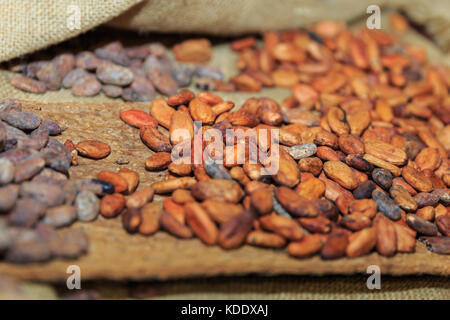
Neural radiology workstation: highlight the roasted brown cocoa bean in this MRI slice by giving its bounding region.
[275,186,318,217]
[287,234,325,258]
[374,214,397,257]
[320,232,349,260]
[246,230,286,248]
[298,216,332,233]
[260,214,304,240]
[219,210,254,249]
[76,140,111,159]
[435,215,450,236]
[126,187,154,209]
[159,210,193,238]
[100,193,125,218]
[346,227,377,257]
[419,236,450,254]
[191,179,244,203]
[140,126,172,153]
[139,202,163,236]
[185,202,218,245]
[250,187,273,215]
[152,177,196,194]
[122,208,142,233]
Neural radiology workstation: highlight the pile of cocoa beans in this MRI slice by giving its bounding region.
[0,97,166,263]
[109,80,449,258]
[0,98,118,263]
[9,39,226,100]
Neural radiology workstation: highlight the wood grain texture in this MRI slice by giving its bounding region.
[0,100,448,282]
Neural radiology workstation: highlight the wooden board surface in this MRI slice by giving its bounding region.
[0,100,448,282]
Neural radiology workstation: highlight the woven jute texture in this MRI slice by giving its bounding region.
[0,15,448,300]
[107,0,377,35]
[1,0,450,64]
[0,0,141,63]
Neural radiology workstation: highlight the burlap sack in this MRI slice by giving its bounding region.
[107,0,378,34]
[1,0,449,63]
[0,0,142,63]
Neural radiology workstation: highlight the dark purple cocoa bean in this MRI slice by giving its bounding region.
[30,126,49,149]
[53,53,75,78]
[372,168,393,190]
[40,137,71,173]
[121,88,136,102]
[36,61,62,90]
[9,62,27,73]
[204,159,233,180]
[0,158,15,185]
[144,55,178,96]
[126,45,151,59]
[0,121,5,151]
[5,229,52,263]
[72,74,101,96]
[95,47,131,66]
[130,59,143,68]
[43,205,77,228]
[419,236,450,255]
[431,189,450,206]
[0,184,19,212]
[414,192,439,208]
[3,122,27,147]
[172,64,194,87]
[8,198,46,227]
[62,68,89,88]
[96,63,134,86]
[406,214,438,236]
[0,221,12,251]
[147,43,167,57]
[345,154,373,172]
[353,180,376,199]
[40,119,62,136]
[129,74,156,101]
[195,65,224,80]
[24,61,46,78]
[20,181,65,207]
[102,84,123,98]
[75,51,100,70]
[34,223,63,256]
[372,189,402,220]
[14,156,45,183]
[0,147,38,164]
[316,199,339,221]
[32,168,68,186]
[1,112,41,130]
[56,228,89,259]
[63,181,78,205]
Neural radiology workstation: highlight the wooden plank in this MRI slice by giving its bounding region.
[0,100,448,281]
